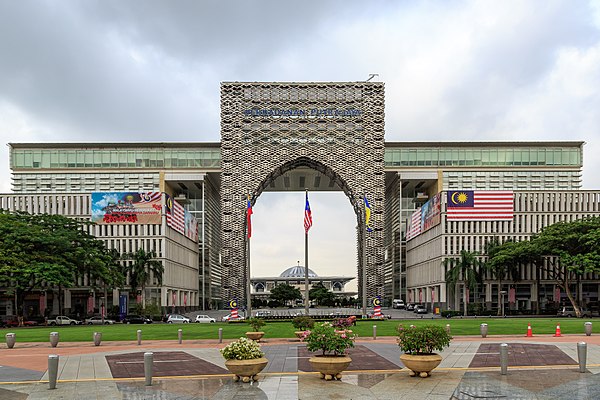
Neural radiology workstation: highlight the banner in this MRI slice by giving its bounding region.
[447,190,514,221]
[421,193,441,232]
[91,192,162,224]
[166,195,199,242]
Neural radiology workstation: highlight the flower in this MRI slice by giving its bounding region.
[304,322,356,356]
[220,337,265,360]
[396,324,452,355]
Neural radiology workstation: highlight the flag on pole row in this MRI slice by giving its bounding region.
[447,190,514,220]
[406,208,422,241]
[247,195,253,238]
[364,195,373,232]
[304,192,312,234]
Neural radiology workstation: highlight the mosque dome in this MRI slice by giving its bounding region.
[279,266,317,278]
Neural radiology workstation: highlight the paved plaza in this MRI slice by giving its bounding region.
[2,335,600,399]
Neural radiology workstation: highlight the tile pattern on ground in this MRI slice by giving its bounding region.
[297,345,401,373]
[106,351,228,378]
[469,343,576,368]
[0,366,43,382]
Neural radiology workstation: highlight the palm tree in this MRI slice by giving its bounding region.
[443,250,483,316]
[124,249,164,305]
[484,239,521,316]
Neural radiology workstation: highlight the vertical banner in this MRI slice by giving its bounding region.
[372,297,383,318]
[554,286,561,302]
[419,289,423,303]
[87,295,94,314]
[119,295,127,321]
[509,287,516,303]
[39,293,46,316]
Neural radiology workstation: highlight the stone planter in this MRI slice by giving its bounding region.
[245,331,265,341]
[225,357,269,382]
[5,333,16,349]
[308,355,352,381]
[294,331,306,340]
[400,353,443,378]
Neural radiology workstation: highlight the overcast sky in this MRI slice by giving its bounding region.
[1,1,600,286]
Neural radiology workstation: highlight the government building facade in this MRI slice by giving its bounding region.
[0,81,596,317]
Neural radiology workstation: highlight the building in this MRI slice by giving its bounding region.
[1,81,594,317]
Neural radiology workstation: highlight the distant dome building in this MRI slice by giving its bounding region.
[251,264,356,303]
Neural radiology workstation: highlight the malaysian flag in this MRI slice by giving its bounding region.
[167,199,186,235]
[447,190,514,220]
[405,207,422,241]
[304,192,312,234]
[139,192,162,203]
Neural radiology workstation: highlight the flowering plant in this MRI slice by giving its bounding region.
[396,324,452,355]
[304,322,356,356]
[220,337,265,360]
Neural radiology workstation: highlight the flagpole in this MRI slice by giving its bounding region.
[304,189,310,316]
[246,194,252,319]
[362,192,367,317]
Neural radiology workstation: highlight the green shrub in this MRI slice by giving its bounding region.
[292,316,315,331]
[247,317,266,332]
[396,324,452,355]
[305,322,355,356]
[220,337,265,360]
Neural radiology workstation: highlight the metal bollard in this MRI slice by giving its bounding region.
[500,343,508,375]
[93,332,102,346]
[48,354,59,389]
[480,323,488,338]
[144,352,153,386]
[445,324,451,335]
[218,328,223,343]
[578,342,587,373]
[178,329,183,344]
[137,330,142,345]
[585,322,592,336]
[49,332,59,348]
[5,333,16,349]
[373,325,377,340]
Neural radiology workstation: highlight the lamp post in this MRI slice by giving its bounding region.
[500,290,507,317]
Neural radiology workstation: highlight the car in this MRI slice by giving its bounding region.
[195,314,216,323]
[255,310,272,318]
[406,303,416,311]
[557,306,590,318]
[85,316,115,325]
[392,299,405,309]
[122,315,153,324]
[167,314,190,323]
[47,315,81,326]
[413,304,425,313]
[222,313,245,322]
[414,305,428,314]
[5,317,38,327]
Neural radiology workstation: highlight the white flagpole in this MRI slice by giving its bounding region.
[304,189,310,315]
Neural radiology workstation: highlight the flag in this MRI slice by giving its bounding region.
[166,198,185,234]
[447,190,514,220]
[364,195,373,232]
[406,207,422,240]
[304,192,312,234]
[247,195,253,238]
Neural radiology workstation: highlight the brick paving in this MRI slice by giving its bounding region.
[297,344,401,372]
[469,343,577,368]
[106,351,228,378]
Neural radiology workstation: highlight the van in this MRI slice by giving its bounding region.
[392,299,405,309]
[557,306,590,318]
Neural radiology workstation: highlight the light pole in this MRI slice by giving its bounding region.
[500,290,507,318]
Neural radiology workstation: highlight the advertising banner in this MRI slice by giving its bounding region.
[165,194,199,242]
[421,192,441,232]
[91,192,162,224]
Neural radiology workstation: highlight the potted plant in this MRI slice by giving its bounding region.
[304,322,356,381]
[396,324,452,378]
[245,317,266,341]
[220,337,269,382]
[292,316,315,339]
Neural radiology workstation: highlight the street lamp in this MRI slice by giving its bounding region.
[500,290,507,318]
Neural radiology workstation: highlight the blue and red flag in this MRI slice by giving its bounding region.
[247,195,253,238]
[304,192,312,234]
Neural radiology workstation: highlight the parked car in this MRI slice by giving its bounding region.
[222,313,245,322]
[255,310,272,318]
[557,306,590,318]
[47,316,81,326]
[414,305,428,314]
[85,316,115,325]
[392,299,405,309]
[406,303,416,311]
[413,304,425,313]
[122,315,153,324]
[5,317,38,327]
[167,314,191,324]
[194,314,216,323]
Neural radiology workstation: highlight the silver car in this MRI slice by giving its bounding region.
[167,314,191,323]
[85,316,115,325]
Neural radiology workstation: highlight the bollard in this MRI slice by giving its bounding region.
[500,343,508,375]
[48,354,59,389]
[93,332,102,346]
[178,329,183,344]
[585,322,592,336]
[5,333,15,349]
[218,328,223,343]
[578,342,587,373]
[49,332,59,348]
[137,329,142,345]
[144,352,153,386]
[373,325,377,340]
[480,323,488,338]
[445,324,451,335]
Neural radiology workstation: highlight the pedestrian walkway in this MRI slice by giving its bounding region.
[1,335,600,399]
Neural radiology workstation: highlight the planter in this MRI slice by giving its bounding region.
[5,333,16,349]
[308,355,352,381]
[245,331,265,341]
[294,331,306,340]
[225,357,269,383]
[400,353,442,378]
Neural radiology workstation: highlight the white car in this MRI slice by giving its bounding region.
[85,316,115,325]
[222,313,245,322]
[195,314,216,323]
[166,314,190,324]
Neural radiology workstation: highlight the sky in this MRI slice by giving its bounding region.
[1,1,600,286]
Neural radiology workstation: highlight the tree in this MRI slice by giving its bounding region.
[485,239,522,315]
[269,283,302,306]
[0,210,124,323]
[309,283,336,306]
[442,250,483,316]
[123,249,164,305]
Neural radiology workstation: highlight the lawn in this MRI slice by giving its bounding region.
[1,318,596,342]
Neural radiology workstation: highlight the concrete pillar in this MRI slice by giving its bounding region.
[63,289,71,310]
